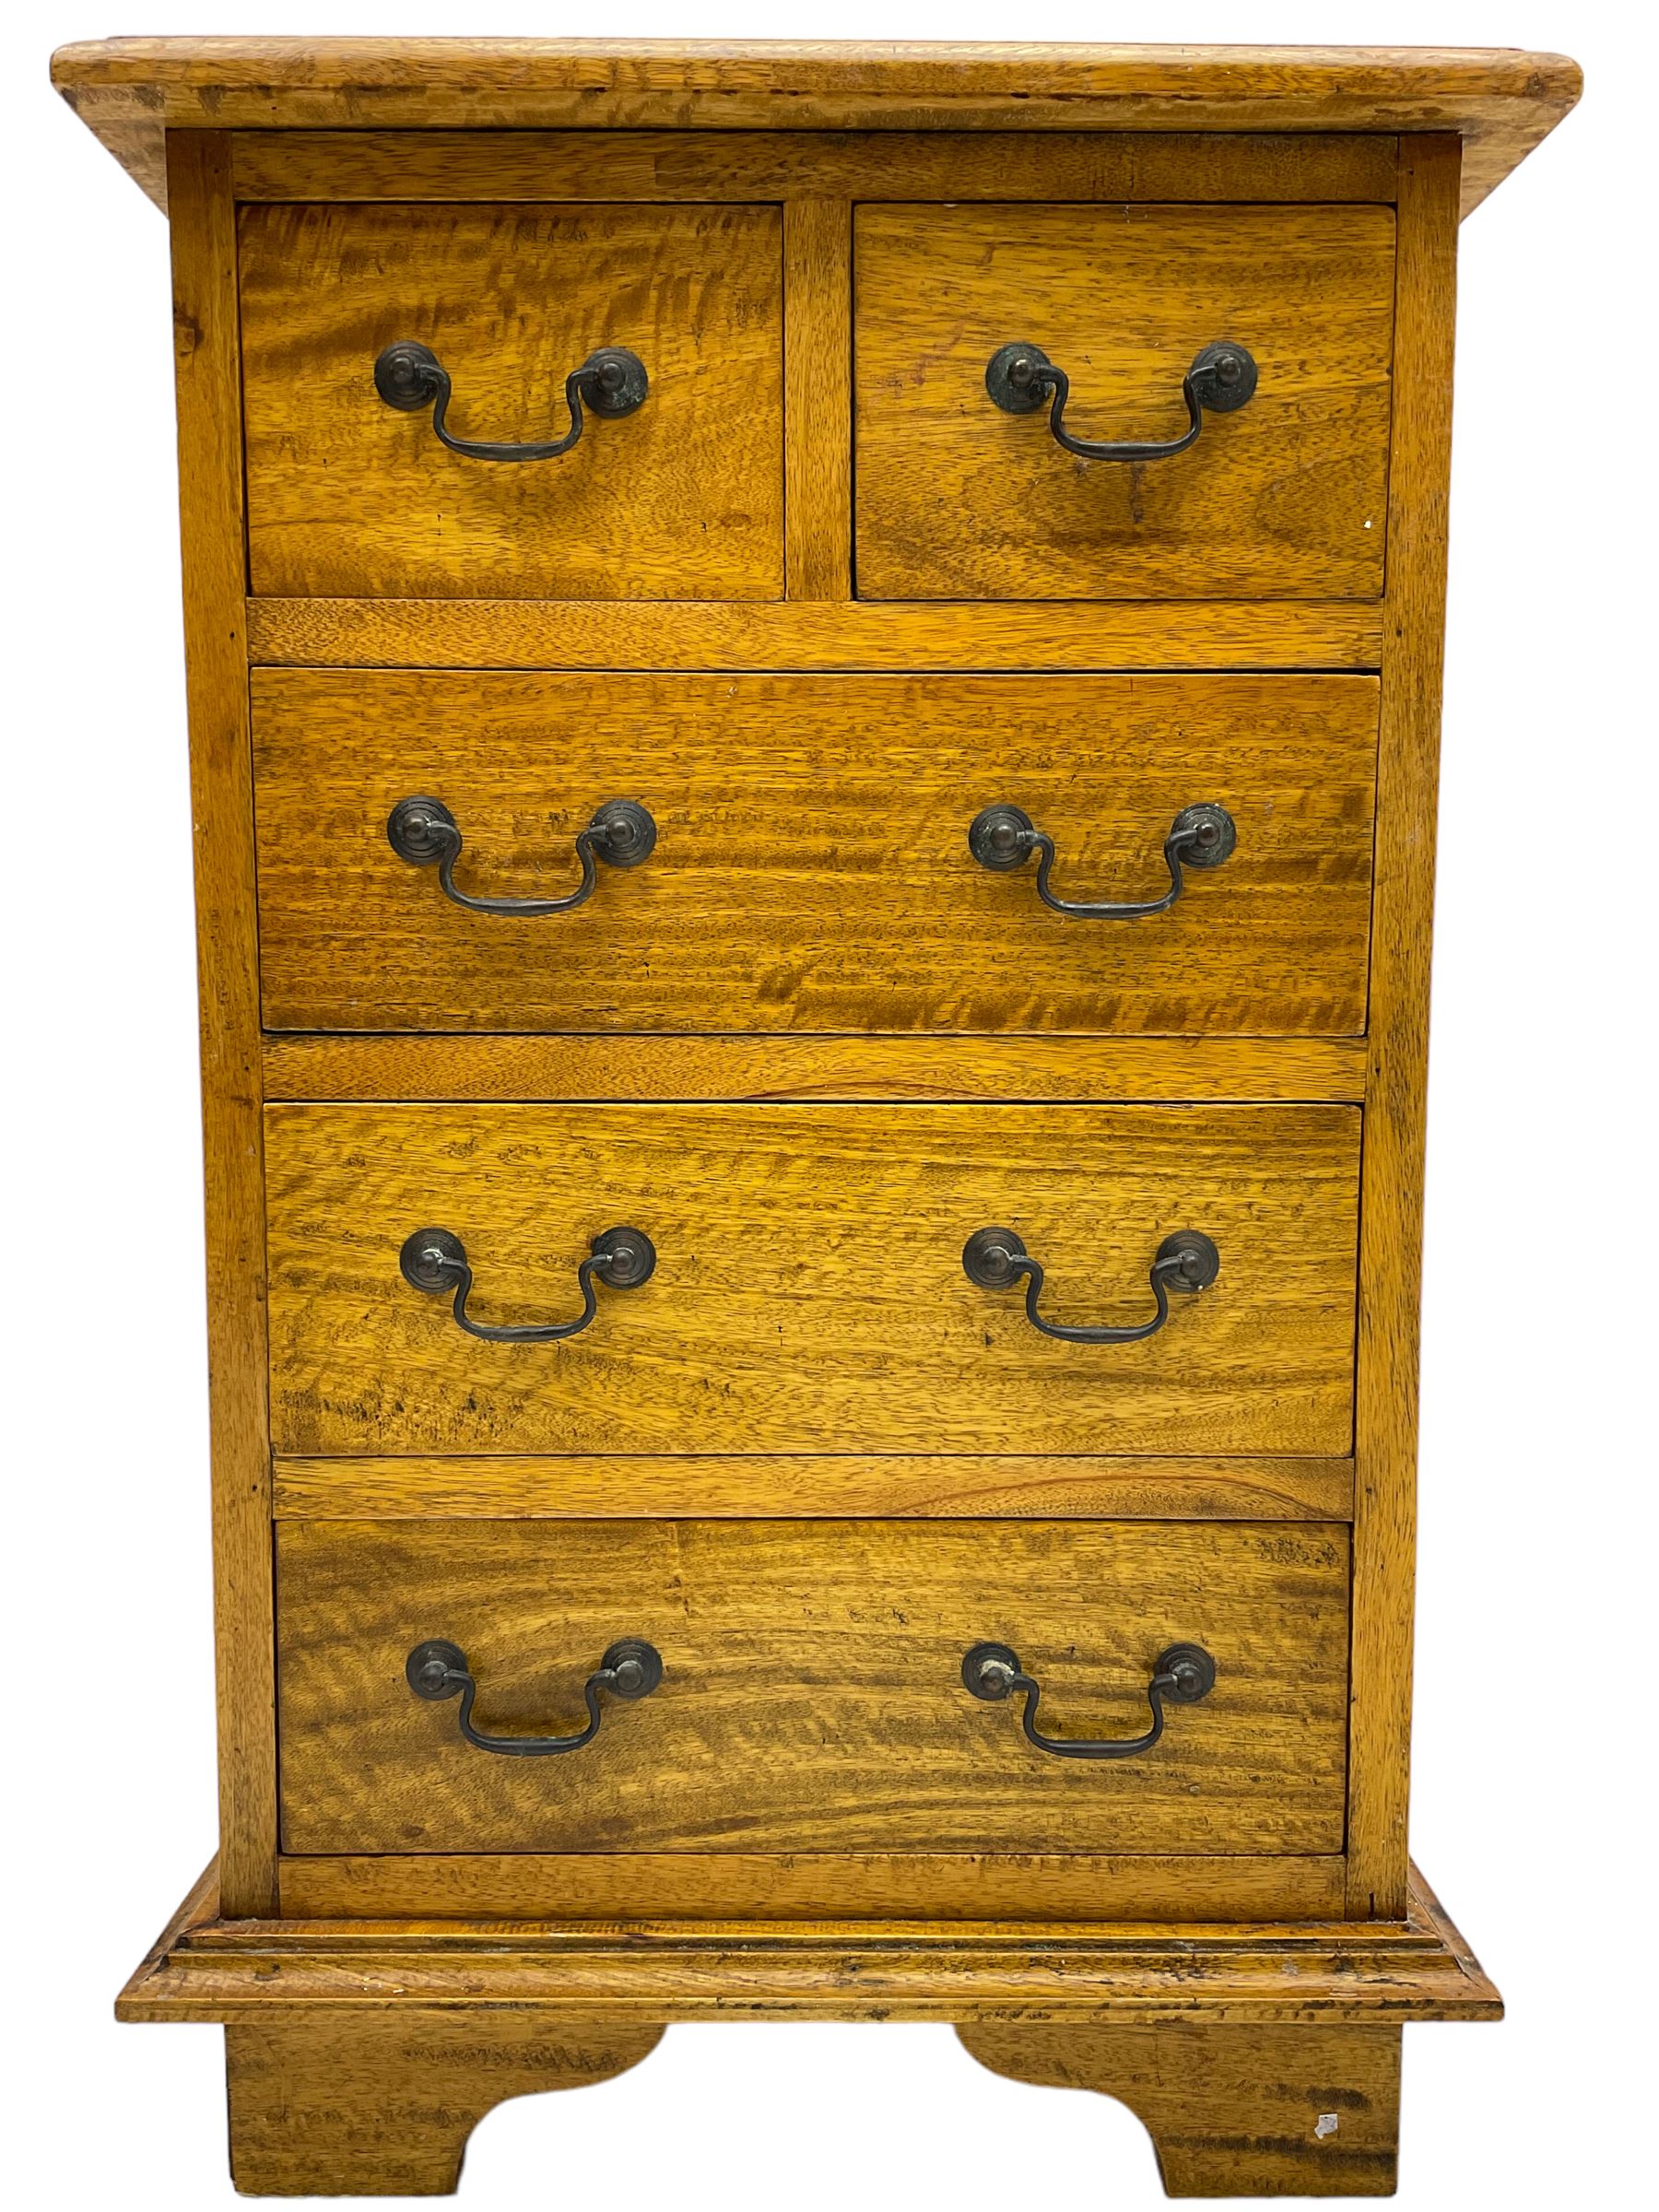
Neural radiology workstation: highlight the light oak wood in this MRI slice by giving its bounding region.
[959,2021,1403,2195]
[252,669,1378,1037]
[277,1851,1347,1923]
[53,46,1541,2201]
[1347,138,1462,1922]
[782,200,852,600]
[120,1858,1502,2024]
[260,1031,1371,1104]
[227,127,1401,205]
[275,1517,1347,1856]
[226,2014,662,2195]
[271,1453,1354,1522]
[52,41,1581,217]
[264,1103,1361,1458]
[165,135,277,1921]
[239,202,784,600]
[855,203,1394,601]
[246,594,1387,669]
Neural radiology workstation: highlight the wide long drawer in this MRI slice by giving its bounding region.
[276,1518,1350,1856]
[253,670,1378,1035]
[265,1102,1360,1457]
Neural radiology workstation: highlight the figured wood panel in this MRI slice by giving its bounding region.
[54,41,1582,218]
[120,1860,1502,2024]
[239,203,783,600]
[272,1453,1354,1522]
[959,2021,1402,2196]
[783,200,852,599]
[226,2016,662,2195]
[855,204,1395,601]
[277,1851,1347,1922]
[253,671,1377,1036]
[165,135,277,1919]
[227,129,1400,205]
[1347,138,1461,1921]
[275,1518,1350,1854]
[264,1102,1361,1457]
[245,594,1387,669]
[260,1031,1370,1103]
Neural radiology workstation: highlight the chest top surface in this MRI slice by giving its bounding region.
[54,37,1579,215]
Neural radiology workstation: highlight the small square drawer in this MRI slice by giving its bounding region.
[854,203,1394,601]
[264,1101,1360,1459]
[276,1518,1349,1855]
[238,203,784,600]
[252,669,1378,1037]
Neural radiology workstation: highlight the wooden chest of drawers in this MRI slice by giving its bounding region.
[55,34,1581,2201]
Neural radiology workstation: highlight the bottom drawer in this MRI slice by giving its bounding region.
[276,1520,1348,1857]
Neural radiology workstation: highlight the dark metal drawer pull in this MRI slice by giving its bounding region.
[406,1638,663,1757]
[399,1225,656,1343]
[387,796,656,917]
[962,1641,1217,1759]
[968,802,1235,919]
[984,339,1258,463]
[373,340,649,462]
[962,1226,1219,1344]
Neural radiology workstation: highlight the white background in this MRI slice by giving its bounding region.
[3,3,1653,2206]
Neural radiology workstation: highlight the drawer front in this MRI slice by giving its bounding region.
[276,1518,1349,1855]
[265,1103,1359,1457]
[239,203,784,600]
[253,669,1376,1037]
[855,203,1394,601]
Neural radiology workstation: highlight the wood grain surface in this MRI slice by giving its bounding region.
[1347,137,1462,1921]
[855,203,1394,601]
[277,1850,1346,1923]
[959,2020,1403,2195]
[245,595,1387,669]
[271,1452,1354,1522]
[227,128,1400,206]
[166,135,279,1918]
[264,1102,1361,1457]
[260,1030,1371,1106]
[274,1517,1349,1854]
[259,1030,1370,1104]
[119,1859,1503,2023]
[52,41,1581,218]
[782,199,853,599]
[226,2014,663,2194]
[253,669,1377,1036]
[239,203,783,600]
